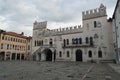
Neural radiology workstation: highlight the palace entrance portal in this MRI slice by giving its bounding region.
[44,49,52,61]
[76,49,83,61]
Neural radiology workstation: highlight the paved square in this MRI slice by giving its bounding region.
[0,61,120,80]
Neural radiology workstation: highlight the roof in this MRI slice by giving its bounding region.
[112,0,119,19]
[2,32,28,39]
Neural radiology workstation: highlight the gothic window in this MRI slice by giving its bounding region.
[90,37,93,45]
[88,50,92,58]
[79,38,82,44]
[63,39,66,47]
[35,41,36,46]
[59,51,62,57]
[72,38,75,44]
[49,38,53,46]
[86,37,89,44]
[67,51,70,57]
[76,38,78,44]
[66,39,69,45]
[94,21,97,28]
[98,50,102,58]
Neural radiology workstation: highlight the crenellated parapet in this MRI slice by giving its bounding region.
[33,21,47,30]
[50,25,81,32]
[44,25,83,36]
[82,4,107,20]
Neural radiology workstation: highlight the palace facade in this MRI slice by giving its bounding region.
[32,4,114,62]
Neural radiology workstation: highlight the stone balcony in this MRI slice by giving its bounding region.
[62,42,94,48]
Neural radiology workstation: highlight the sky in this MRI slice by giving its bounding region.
[0,0,117,36]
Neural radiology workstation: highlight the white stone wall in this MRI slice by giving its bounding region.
[112,0,120,63]
[32,4,114,62]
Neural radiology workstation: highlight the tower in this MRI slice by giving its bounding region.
[82,4,107,20]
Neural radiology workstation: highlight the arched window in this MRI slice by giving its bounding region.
[98,50,102,58]
[66,39,69,45]
[59,51,62,57]
[79,38,82,44]
[90,37,93,45]
[63,39,66,47]
[76,38,78,44]
[49,38,53,46]
[72,38,75,44]
[94,21,97,28]
[67,51,70,57]
[35,40,36,46]
[88,50,92,58]
[86,37,89,44]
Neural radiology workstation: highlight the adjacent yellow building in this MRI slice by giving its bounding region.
[0,30,32,60]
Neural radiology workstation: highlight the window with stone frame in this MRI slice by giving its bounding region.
[94,21,97,28]
[79,38,82,44]
[98,50,102,58]
[88,50,92,58]
[66,39,69,45]
[86,37,89,44]
[1,43,3,49]
[2,36,4,40]
[59,51,62,57]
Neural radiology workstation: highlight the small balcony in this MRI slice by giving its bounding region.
[62,42,94,48]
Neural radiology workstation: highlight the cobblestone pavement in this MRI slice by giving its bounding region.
[0,61,120,80]
[109,63,120,74]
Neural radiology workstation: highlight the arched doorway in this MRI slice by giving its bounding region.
[76,49,82,61]
[98,50,102,58]
[44,49,52,61]
[21,54,24,60]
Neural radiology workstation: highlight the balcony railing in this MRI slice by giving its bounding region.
[62,42,94,48]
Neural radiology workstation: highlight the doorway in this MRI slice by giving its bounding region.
[76,49,82,61]
[44,49,52,61]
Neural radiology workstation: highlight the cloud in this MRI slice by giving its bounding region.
[0,0,117,36]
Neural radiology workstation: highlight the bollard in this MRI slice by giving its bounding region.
[105,76,111,80]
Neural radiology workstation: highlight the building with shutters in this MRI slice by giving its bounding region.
[0,30,32,61]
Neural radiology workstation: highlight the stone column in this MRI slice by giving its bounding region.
[4,52,7,61]
[52,52,54,62]
[15,53,17,60]
[10,53,12,60]
[20,54,22,60]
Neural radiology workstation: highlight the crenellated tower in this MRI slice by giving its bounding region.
[33,21,47,30]
[82,4,107,20]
